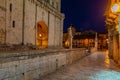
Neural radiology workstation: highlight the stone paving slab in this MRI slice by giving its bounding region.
[40,51,120,80]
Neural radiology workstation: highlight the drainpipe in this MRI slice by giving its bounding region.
[35,3,37,45]
[5,0,7,44]
[48,11,50,47]
[22,0,25,45]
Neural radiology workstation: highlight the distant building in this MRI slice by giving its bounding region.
[63,27,108,50]
[73,30,96,48]
[0,0,64,48]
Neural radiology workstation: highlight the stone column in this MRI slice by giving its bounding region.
[68,27,73,49]
[113,30,119,62]
[108,28,113,59]
[60,19,63,48]
[95,32,98,50]
[118,14,120,64]
[59,16,64,48]
[118,34,120,64]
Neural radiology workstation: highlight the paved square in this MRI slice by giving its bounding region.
[40,51,120,80]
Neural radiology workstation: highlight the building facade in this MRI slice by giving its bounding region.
[63,27,108,50]
[104,0,120,63]
[73,31,108,50]
[0,0,64,48]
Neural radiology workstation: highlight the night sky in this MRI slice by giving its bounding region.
[61,0,108,32]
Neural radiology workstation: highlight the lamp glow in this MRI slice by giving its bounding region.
[111,4,120,13]
[39,34,42,37]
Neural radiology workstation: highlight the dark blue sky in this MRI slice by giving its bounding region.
[61,0,108,32]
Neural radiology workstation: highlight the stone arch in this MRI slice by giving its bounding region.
[36,21,48,48]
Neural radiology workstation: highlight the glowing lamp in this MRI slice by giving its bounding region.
[111,4,120,34]
[111,4,120,13]
[39,34,42,37]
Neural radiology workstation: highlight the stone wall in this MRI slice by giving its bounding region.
[6,0,23,44]
[0,48,87,80]
[0,0,6,44]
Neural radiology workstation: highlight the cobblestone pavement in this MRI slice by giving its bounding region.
[40,51,120,80]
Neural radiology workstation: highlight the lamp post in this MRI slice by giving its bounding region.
[111,4,120,62]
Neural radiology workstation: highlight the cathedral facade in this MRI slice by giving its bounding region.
[0,0,64,48]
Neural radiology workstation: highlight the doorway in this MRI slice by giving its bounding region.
[36,21,48,48]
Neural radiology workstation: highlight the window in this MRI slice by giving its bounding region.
[10,3,12,12]
[12,21,15,28]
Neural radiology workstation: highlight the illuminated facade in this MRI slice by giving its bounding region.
[0,0,64,48]
[63,27,108,50]
[104,0,120,63]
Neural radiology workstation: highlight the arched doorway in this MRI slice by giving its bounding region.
[36,21,48,48]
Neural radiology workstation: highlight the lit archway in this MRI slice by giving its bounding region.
[36,21,48,48]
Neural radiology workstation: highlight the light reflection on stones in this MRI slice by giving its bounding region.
[41,51,120,80]
[104,50,110,68]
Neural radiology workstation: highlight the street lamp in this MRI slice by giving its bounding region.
[111,4,120,13]
[111,4,120,33]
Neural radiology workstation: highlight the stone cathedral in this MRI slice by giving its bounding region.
[0,0,64,48]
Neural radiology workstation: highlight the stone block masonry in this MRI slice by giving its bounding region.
[0,0,64,48]
[0,48,87,80]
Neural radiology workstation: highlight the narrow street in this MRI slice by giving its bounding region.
[40,51,120,80]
